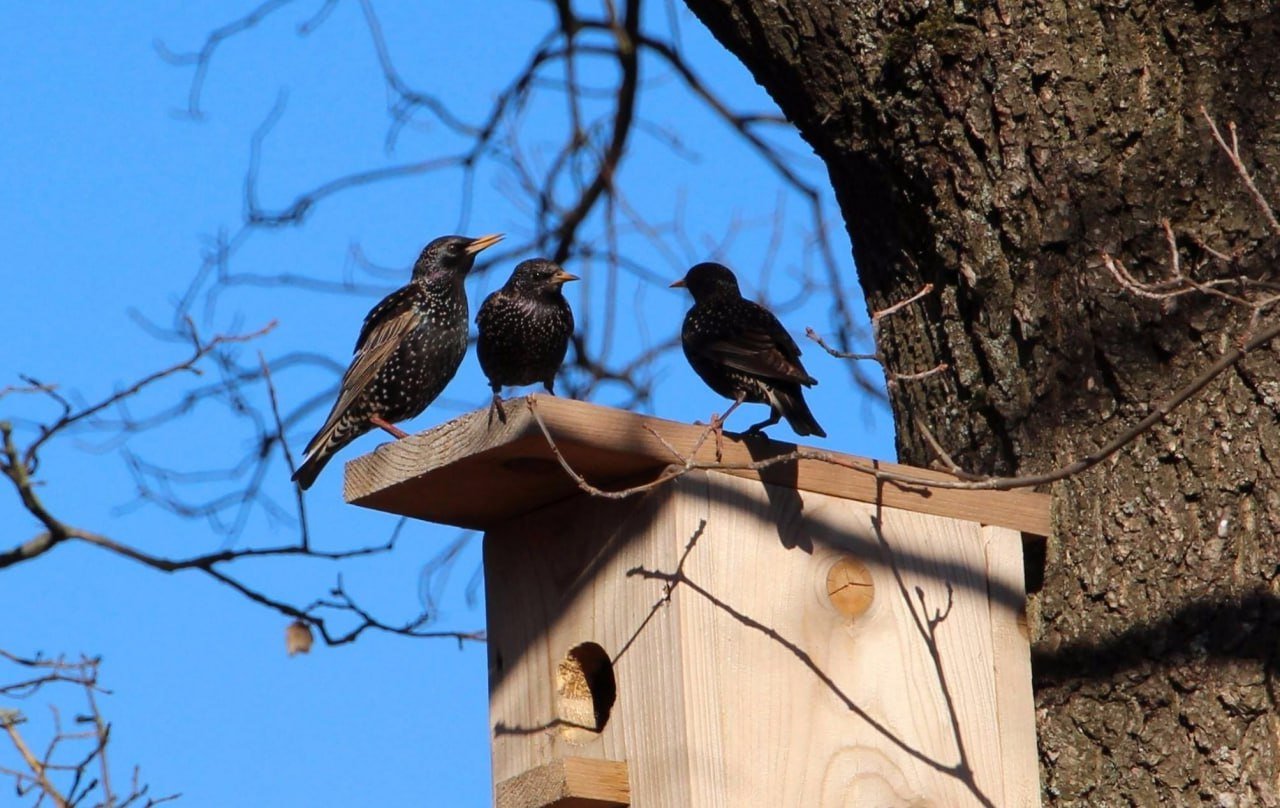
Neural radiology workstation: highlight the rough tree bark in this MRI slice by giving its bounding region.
[684,0,1280,803]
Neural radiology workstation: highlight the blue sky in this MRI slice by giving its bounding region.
[1,4,893,805]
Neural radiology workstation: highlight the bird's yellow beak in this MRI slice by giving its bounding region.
[669,278,686,288]
[465,233,504,254]
[553,270,580,284]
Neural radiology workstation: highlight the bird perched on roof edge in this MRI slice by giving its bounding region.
[476,258,579,423]
[672,261,826,438]
[292,233,503,489]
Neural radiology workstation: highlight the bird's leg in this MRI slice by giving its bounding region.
[488,389,507,426]
[744,408,781,437]
[370,415,409,439]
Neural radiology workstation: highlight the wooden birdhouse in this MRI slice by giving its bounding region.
[345,396,1049,807]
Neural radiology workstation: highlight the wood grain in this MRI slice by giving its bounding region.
[484,470,1040,806]
[984,525,1040,808]
[495,757,629,808]
[344,395,1051,536]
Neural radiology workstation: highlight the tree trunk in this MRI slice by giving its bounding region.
[684,0,1280,802]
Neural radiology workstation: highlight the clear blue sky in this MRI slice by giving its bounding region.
[1,4,893,805]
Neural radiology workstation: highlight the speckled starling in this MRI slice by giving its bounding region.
[672,261,826,438]
[292,233,503,489]
[476,258,578,421]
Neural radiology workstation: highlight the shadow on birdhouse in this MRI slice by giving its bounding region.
[346,395,1050,807]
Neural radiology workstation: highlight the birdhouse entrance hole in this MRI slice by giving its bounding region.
[556,642,616,744]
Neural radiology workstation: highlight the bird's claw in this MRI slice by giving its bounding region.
[487,394,507,426]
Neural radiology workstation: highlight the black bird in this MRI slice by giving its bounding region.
[292,233,503,489]
[476,258,579,421]
[671,262,826,438]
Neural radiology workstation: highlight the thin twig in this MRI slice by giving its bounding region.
[1201,106,1280,235]
[23,320,277,468]
[529,315,1280,496]
[258,352,309,550]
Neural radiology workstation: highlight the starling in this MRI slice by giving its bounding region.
[476,258,579,421]
[292,233,503,489]
[671,262,826,438]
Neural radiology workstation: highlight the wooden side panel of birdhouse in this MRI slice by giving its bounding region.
[984,523,1038,808]
[484,470,1039,808]
[485,482,692,804]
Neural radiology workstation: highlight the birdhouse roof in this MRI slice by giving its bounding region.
[344,396,1051,536]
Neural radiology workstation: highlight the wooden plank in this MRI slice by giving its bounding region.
[668,474,1007,806]
[486,484,695,804]
[983,525,1041,807]
[495,758,629,808]
[485,471,1038,806]
[345,395,1051,536]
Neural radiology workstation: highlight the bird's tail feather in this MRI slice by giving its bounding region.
[773,385,827,438]
[291,416,360,490]
[291,450,330,491]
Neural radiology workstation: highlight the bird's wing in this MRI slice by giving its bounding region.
[354,285,418,350]
[334,307,419,418]
[305,291,420,451]
[697,305,816,385]
[702,334,815,385]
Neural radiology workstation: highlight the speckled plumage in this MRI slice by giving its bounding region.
[673,262,826,438]
[292,233,502,489]
[476,258,577,418]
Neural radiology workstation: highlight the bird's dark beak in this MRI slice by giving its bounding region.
[553,270,580,284]
[465,233,504,254]
[669,278,686,288]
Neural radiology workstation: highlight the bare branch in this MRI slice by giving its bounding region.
[806,283,946,392]
[258,351,310,550]
[155,0,316,119]
[22,320,277,469]
[1201,106,1280,236]
[528,310,1280,497]
[3,323,480,646]
[0,652,178,807]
